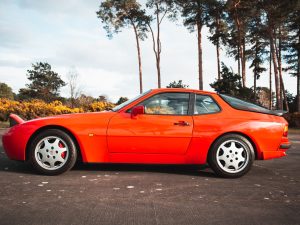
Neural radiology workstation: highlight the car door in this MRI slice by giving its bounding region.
[107,92,193,155]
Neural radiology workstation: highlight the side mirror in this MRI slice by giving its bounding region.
[131,105,145,118]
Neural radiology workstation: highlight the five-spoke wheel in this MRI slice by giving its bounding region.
[29,129,77,175]
[208,134,255,178]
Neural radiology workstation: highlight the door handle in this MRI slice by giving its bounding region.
[174,121,190,126]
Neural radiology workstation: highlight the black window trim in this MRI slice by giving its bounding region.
[192,93,222,116]
[126,92,193,116]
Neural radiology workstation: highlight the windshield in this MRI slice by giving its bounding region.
[220,94,271,114]
[112,90,152,112]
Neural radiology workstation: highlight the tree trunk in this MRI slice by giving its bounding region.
[279,37,289,111]
[275,28,286,110]
[70,88,74,108]
[235,18,244,86]
[148,4,162,89]
[71,98,75,108]
[156,3,161,88]
[298,42,300,112]
[298,75,300,112]
[216,17,221,80]
[233,2,242,79]
[242,37,246,87]
[156,59,161,88]
[254,71,257,100]
[237,45,241,76]
[197,22,203,90]
[269,50,272,110]
[132,24,143,94]
[280,75,288,111]
[270,35,282,109]
[216,40,221,80]
[254,44,258,100]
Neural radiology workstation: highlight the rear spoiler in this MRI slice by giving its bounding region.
[9,114,25,127]
[271,110,288,117]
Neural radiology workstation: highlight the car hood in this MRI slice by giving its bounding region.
[12,111,117,128]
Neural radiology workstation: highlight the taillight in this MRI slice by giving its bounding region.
[283,125,288,137]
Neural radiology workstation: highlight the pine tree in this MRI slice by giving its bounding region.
[97,0,150,94]
[19,62,66,102]
[285,1,300,112]
[206,0,228,80]
[173,0,209,90]
[146,0,175,88]
[247,3,267,99]
[226,0,251,88]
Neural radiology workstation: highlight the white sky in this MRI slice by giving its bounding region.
[0,0,296,102]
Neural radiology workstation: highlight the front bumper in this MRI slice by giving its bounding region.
[2,125,33,161]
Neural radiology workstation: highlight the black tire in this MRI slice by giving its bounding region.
[29,129,77,175]
[208,134,255,178]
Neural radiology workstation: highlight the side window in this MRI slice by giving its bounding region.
[194,95,220,115]
[140,93,190,115]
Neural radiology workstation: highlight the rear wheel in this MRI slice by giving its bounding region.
[29,129,77,175]
[208,134,255,178]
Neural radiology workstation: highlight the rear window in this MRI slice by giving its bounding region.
[220,94,272,114]
[194,94,220,115]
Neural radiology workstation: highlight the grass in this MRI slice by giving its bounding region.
[289,128,300,134]
[0,121,9,128]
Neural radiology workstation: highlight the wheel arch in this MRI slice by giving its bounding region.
[207,131,259,161]
[25,125,82,161]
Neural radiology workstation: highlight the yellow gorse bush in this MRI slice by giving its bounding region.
[0,98,115,121]
[88,101,115,112]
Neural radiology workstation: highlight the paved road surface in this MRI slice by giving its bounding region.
[0,129,299,225]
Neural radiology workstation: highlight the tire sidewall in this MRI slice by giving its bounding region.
[29,129,77,175]
[208,134,255,178]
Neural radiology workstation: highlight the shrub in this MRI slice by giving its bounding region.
[0,98,115,121]
[88,101,115,112]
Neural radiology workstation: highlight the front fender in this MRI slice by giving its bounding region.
[2,123,37,161]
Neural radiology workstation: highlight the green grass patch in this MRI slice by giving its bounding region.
[289,128,300,134]
[0,121,9,128]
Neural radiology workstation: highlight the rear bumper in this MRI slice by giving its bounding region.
[262,150,287,160]
[279,143,291,149]
[261,138,291,160]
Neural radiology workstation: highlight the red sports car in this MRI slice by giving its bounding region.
[2,88,290,177]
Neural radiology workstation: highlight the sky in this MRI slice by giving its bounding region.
[0,0,296,102]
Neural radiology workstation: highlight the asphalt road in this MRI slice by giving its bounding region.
[0,129,299,225]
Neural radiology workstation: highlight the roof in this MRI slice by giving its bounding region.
[151,88,216,95]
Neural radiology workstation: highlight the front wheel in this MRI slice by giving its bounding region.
[29,129,77,175]
[208,134,255,178]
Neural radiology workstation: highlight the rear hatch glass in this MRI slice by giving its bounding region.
[220,94,285,116]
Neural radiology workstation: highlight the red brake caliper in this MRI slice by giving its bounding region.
[59,142,66,158]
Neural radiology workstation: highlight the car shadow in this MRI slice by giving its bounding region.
[1,159,217,178]
[0,149,217,178]
[72,162,218,178]
[0,160,37,175]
